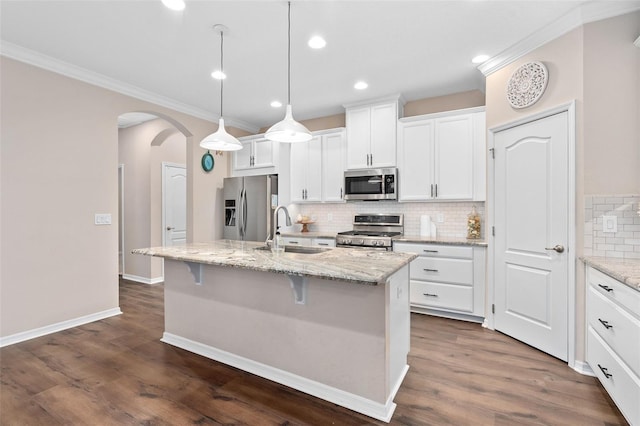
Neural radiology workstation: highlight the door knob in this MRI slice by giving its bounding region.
[545,244,565,253]
[166,226,175,231]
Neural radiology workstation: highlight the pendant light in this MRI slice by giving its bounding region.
[200,25,243,152]
[265,1,312,143]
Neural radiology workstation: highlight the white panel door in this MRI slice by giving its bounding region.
[494,111,569,361]
[398,119,434,201]
[306,136,323,202]
[290,142,307,203]
[346,106,371,169]
[322,131,345,202]
[370,102,397,168]
[163,163,187,246]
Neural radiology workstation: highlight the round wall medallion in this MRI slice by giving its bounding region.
[506,61,548,109]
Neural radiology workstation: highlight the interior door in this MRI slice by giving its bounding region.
[163,163,186,246]
[494,111,569,361]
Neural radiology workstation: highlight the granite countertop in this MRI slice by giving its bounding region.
[581,256,640,292]
[133,239,416,286]
[280,231,337,239]
[393,235,488,247]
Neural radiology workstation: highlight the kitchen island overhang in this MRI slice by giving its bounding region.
[134,240,416,422]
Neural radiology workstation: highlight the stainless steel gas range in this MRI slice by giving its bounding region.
[336,214,403,251]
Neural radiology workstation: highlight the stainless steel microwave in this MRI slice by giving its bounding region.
[344,168,397,201]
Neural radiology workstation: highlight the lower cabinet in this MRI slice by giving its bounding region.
[586,266,640,426]
[393,242,486,323]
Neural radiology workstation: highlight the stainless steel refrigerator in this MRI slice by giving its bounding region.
[223,175,278,242]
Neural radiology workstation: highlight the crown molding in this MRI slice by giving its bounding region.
[478,1,640,76]
[0,41,261,134]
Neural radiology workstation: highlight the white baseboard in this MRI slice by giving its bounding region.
[411,306,484,324]
[573,360,595,376]
[122,273,163,285]
[0,307,122,348]
[161,332,403,423]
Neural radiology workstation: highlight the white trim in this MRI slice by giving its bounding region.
[343,93,406,109]
[410,307,484,324]
[573,360,596,377]
[118,164,125,277]
[487,101,577,366]
[399,106,486,123]
[161,332,406,423]
[478,2,640,76]
[0,41,260,134]
[0,308,122,348]
[122,273,164,285]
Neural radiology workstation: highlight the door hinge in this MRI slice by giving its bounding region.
[492,226,495,236]
[489,148,495,159]
[492,304,495,314]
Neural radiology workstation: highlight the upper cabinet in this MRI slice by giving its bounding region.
[232,135,278,176]
[398,108,486,202]
[345,96,403,169]
[290,128,346,204]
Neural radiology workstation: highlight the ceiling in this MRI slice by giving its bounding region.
[1,1,636,132]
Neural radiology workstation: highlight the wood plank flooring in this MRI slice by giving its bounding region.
[0,278,628,425]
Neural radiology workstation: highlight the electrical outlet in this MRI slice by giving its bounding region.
[327,213,333,222]
[436,213,444,223]
[602,215,617,233]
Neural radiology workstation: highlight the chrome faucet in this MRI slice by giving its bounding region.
[268,205,292,247]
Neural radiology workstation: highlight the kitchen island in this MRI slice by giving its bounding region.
[133,240,416,422]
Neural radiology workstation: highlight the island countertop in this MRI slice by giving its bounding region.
[133,239,416,286]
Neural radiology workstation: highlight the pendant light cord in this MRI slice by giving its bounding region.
[220,30,224,118]
[287,1,291,105]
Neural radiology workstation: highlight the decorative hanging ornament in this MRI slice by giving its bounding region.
[506,61,548,109]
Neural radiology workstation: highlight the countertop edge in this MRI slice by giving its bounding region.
[392,236,488,247]
[580,256,640,292]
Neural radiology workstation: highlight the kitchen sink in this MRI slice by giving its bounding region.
[254,245,331,254]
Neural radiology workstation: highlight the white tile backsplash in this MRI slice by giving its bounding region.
[285,201,485,239]
[584,194,640,259]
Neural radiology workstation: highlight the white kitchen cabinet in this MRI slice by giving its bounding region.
[393,242,486,322]
[321,130,346,202]
[345,97,402,169]
[281,236,336,248]
[311,238,336,248]
[398,108,486,201]
[586,266,640,426]
[281,236,312,247]
[290,136,322,203]
[232,135,276,175]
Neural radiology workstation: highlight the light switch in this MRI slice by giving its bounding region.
[436,213,444,223]
[602,215,617,233]
[95,213,112,225]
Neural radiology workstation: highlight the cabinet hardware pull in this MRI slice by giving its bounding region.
[430,184,434,197]
[289,241,298,244]
[597,284,613,292]
[340,188,343,199]
[435,184,438,198]
[598,318,613,329]
[423,268,439,272]
[423,293,438,297]
[597,364,613,379]
[317,243,329,246]
[423,249,439,253]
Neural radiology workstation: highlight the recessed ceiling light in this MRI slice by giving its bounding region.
[308,36,326,49]
[472,54,490,64]
[211,70,226,80]
[354,81,368,90]
[161,0,185,11]
[270,101,283,108]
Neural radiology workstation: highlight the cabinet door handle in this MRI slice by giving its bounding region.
[317,243,329,246]
[289,241,299,244]
[597,364,613,379]
[423,268,439,273]
[434,184,438,198]
[597,284,613,292]
[340,188,343,199]
[430,184,434,197]
[370,154,373,165]
[423,249,439,253]
[423,293,438,297]
[598,318,613,329]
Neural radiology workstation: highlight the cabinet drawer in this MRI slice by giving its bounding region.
[587,286,640,377]
[311,238,335,248]
[587,327,640,426]
[282,237,312,247]
[588,267,640,315]
[410,281,473,313]
[394,242,472,259]
[410,257,473,285]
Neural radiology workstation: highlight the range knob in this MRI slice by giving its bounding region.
[344,239,352,245]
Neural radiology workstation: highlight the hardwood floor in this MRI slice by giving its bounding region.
[1,278,628,425]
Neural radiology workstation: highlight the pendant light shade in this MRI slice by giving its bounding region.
[200,25,242,152]
[265,1,312,143]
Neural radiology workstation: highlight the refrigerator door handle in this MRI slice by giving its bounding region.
[242,189,248,238]
[238,189,245,238]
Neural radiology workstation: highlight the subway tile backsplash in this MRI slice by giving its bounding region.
[286,201,485,239]
[584,194,640,259]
